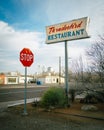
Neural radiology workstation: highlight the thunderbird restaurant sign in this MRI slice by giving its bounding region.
[46,17,90,44]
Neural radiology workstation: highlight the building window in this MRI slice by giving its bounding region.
[8,78,16,83]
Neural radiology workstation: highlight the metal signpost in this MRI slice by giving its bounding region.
[65,41,68,97]
[46,17,90,101]
[24,67,27,115]
[20,48,34,115]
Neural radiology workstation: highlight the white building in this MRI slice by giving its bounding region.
[4,72,19,84]
[5,75,19,84]
[3,71,34,84]
[37,74,64,84]
[19,75,33,84]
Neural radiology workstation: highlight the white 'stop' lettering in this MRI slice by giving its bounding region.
[20,53,33,61]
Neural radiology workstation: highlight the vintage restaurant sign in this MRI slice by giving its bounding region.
[46,17,90,44]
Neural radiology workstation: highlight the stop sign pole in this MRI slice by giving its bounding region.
[20,48,34,115]
[24,66,27,115]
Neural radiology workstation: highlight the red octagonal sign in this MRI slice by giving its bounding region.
[20,48,34,67]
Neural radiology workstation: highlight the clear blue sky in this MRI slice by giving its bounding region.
[0,0,104,74]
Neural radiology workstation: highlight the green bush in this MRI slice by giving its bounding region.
[41,87,67,109]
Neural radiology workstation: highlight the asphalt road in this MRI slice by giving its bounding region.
[0,85,48,102]
[1,83,103,103]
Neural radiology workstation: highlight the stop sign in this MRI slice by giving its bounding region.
[20,48,34,67]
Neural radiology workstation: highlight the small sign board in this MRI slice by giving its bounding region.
[46,17,90,44]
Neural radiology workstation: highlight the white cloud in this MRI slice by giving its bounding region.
[0,21,43,73]
[0,21,42,51]
[0,21,91,74]
[0,21,14,33]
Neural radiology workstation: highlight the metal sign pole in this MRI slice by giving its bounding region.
[65,41,69,99]
[59,56,61,85]
[23,67,28,115]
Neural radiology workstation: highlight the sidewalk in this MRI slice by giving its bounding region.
[0,97,40,112]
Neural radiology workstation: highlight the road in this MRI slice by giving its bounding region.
[0,85,49,102]
[0,83,103,103]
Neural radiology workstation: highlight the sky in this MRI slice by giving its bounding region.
[0,0,104,74]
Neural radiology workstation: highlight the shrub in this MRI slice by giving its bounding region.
[40,87,67,109]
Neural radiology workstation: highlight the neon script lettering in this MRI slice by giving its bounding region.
[49,21,83,34]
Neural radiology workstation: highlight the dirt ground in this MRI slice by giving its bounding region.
[0,102,104,130]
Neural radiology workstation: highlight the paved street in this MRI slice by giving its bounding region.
[0,84,50,109]
[0,84,48,102]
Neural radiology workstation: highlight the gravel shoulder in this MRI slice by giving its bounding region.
[0,103,104,130]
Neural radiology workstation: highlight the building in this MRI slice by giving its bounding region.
[36,73,64,84]
[5,75,19,84]
[35,67,65,84]
[0,73,5,84]
[0,71,34,85]
[19,75,33,84]
[0,67,65,85]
